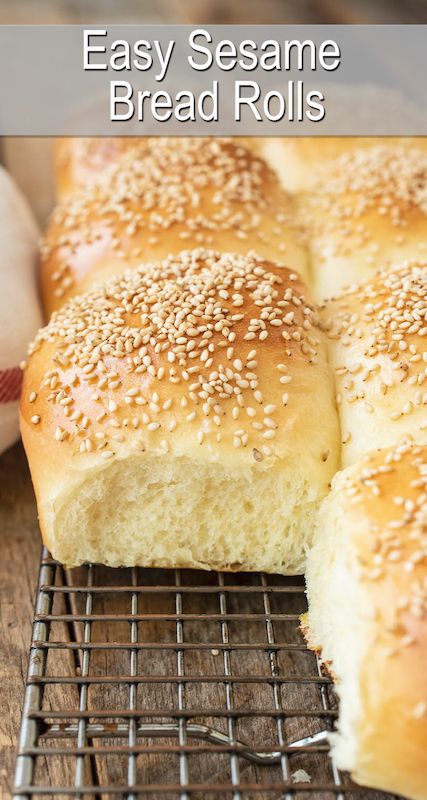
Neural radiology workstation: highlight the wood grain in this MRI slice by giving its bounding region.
[0,443,41,799]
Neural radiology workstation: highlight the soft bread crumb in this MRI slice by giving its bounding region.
[50,453,319,573]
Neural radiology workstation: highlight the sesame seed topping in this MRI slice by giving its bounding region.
[306,146,427,260]
[338,442,427,653]
[324,261,427,439]
[43,138,304,304]
[26,249,321,458]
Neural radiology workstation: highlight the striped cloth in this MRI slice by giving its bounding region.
[0,366,23,404]
[0,166,40,455]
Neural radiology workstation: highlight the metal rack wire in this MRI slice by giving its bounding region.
[13,548,397,799]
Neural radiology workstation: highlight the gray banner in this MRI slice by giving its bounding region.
[0,24,426,135]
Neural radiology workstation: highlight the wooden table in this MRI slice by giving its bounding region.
[0,443,41,797]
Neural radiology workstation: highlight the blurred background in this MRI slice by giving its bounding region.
[1,0,427,24]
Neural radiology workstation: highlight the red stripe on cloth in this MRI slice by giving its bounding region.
[0,366,23,404]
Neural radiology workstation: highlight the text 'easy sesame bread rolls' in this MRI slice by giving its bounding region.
[321,262,427,467]
[305,442,427,800]
[301,145,427,300]
[42,137,306,316]
[21,250,339,572]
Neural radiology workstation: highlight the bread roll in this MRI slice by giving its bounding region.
[54,136,263,199]
[261,136,427,193]
[41,138,308,317]
[301,144,427,299]
[320,262,427,467]
[21,249,339,572]
[305,442,427,800]
[261,137,374,193]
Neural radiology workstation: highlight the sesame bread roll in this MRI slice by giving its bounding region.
[321,262,427,467]
[261,136,427,194]
[301,145,427,300]
[261,136,375,193]
[305,442,427,800]
[54,137,262,199]
[21,250,339,572]
[41,138,308,317]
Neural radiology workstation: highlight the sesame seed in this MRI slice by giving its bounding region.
[147,422,161,432]
[101,450,114,459]
[263,418,277,429]
[27,249,320,460]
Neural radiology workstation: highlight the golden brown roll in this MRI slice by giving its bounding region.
[21,249,339,572]
[261,136,427,194]
[42,137,308,316]
[54,136,263,199]
[300,144,427,299]
[320,261,427,467]
[305,442,427,800]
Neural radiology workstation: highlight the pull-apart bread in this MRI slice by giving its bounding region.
[54,137,263,199]
[22,250,339,572]
[305,442,427,800]
[301,145,427,300]
[260,137,427,194]
[320,262,427,467]
[42,138,307,315]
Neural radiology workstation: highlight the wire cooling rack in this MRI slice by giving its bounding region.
[13,548,397,799]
